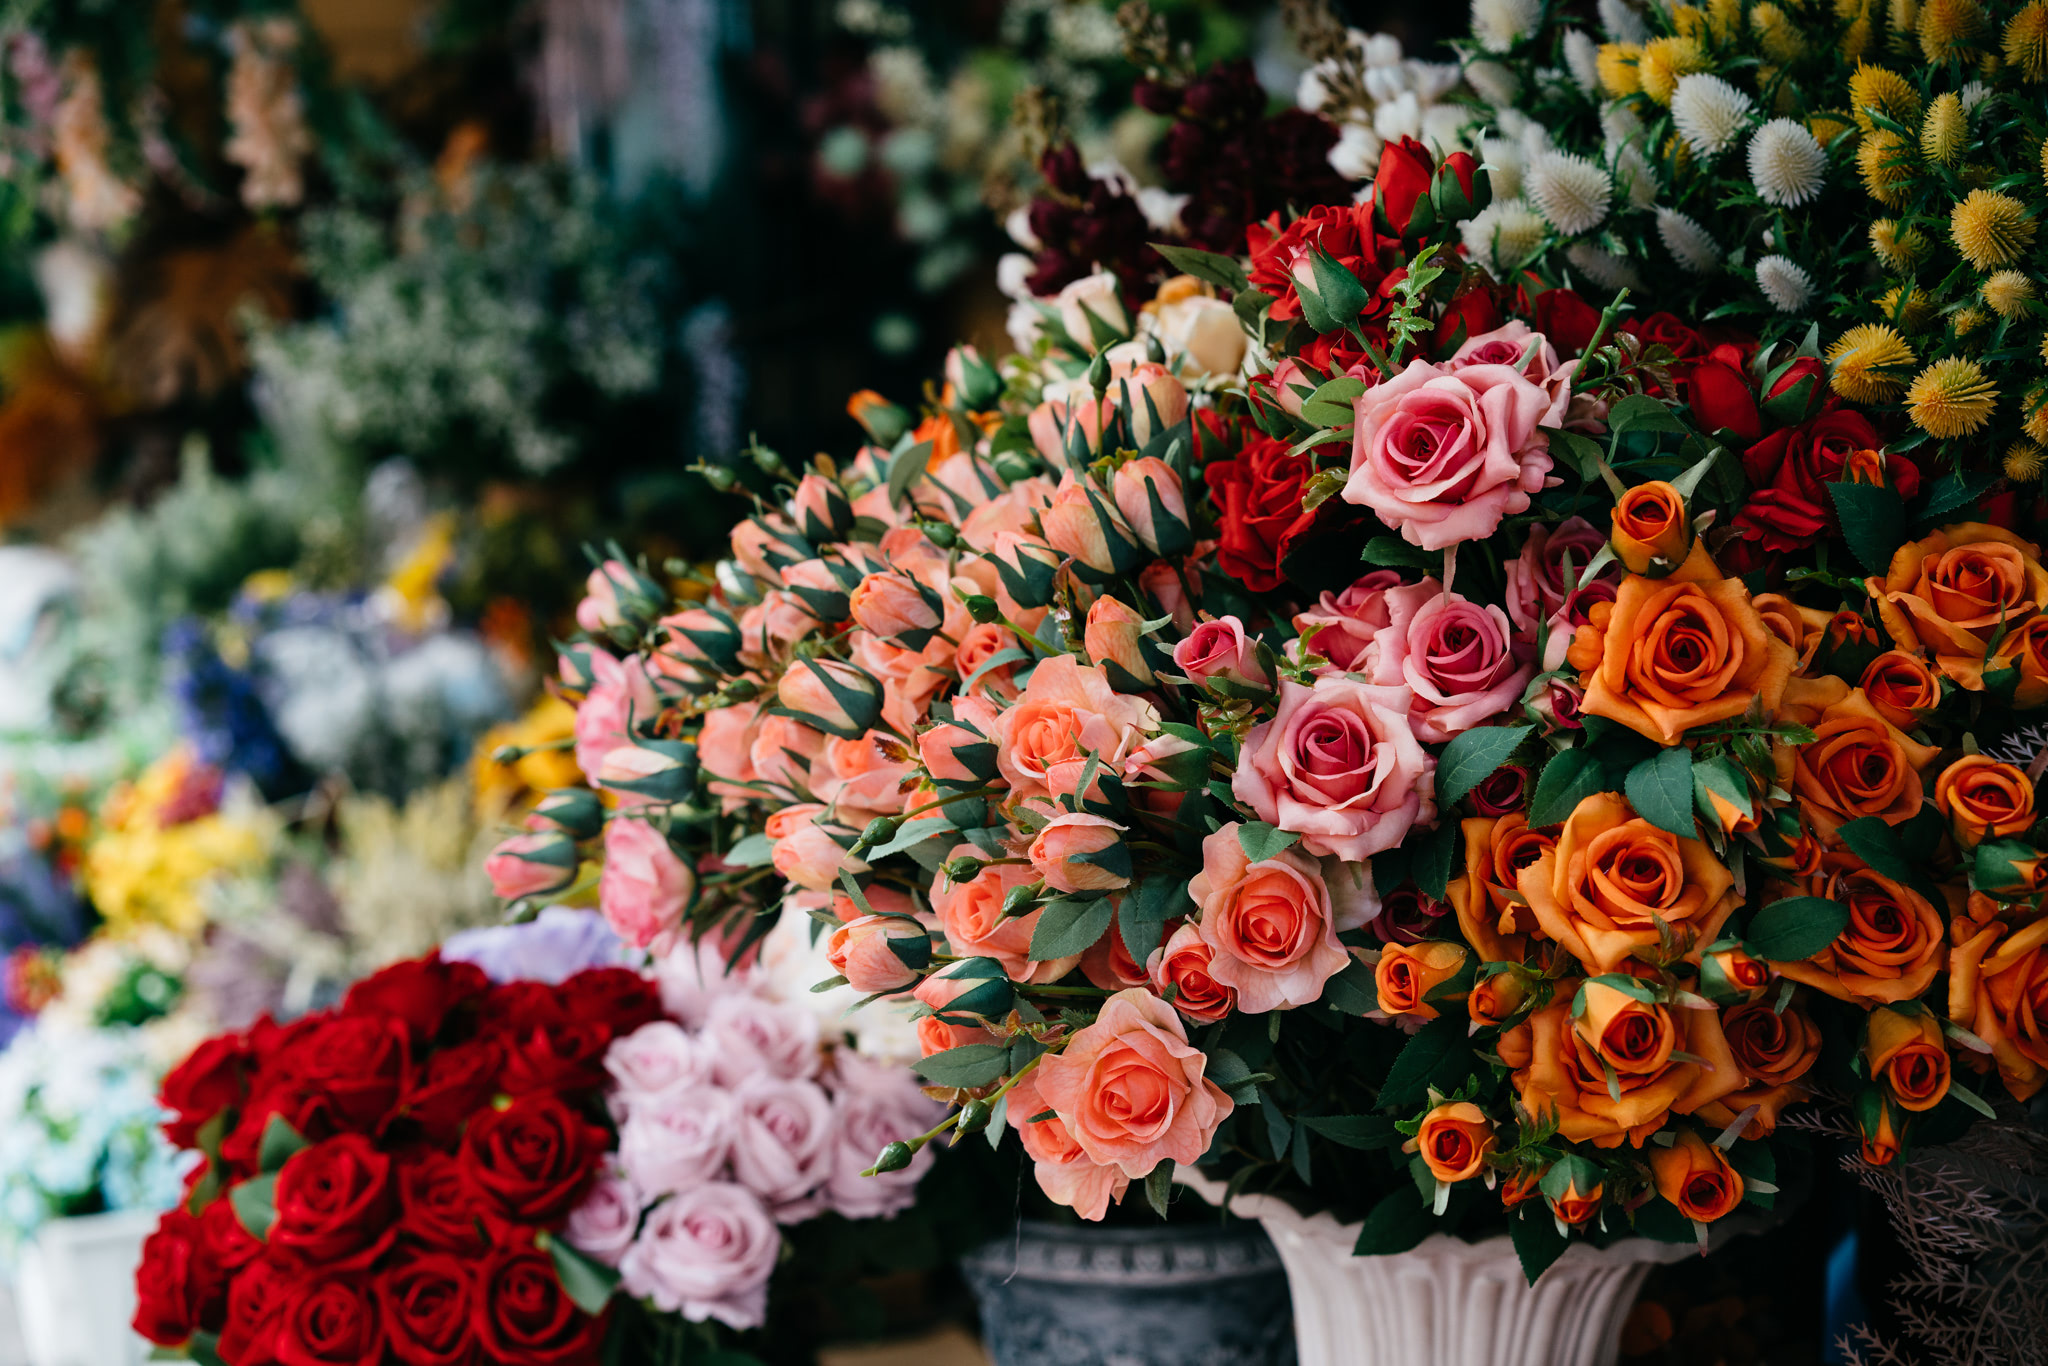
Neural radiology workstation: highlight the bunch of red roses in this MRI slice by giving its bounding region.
[131,953,663,1366]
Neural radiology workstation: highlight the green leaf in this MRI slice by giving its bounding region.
[1205,1047,1262,1104]
[1437,725,1533,806]
[1411,820,1462,902]
[886,440,934,509]
[1528,748,1606,828]
[1361,535,1438,570]
[256,1115,309,1175]
[1607,393,1690,436]
[1510,1209,1570,1284]
[1624,747,1697,840]
[1827,481,1906,576]
[1236,822,1303,863]
[1144,1161,1175,1217]
[1745,896,1850,962]
[1028,896,1115,961]
[229,1173,278,1242]
[1549,429,1608,482]
[1631,1197,1697,1243]
[1917,469,1995,523]
[546,1232,623,1314]
[1150,242,1248,294]
[1321,959,1378,1015]
[1119,874,1194,961]
[1724,1139,1777,1210]
[1837,815,1943,904]
[1351,1184,1435,1256]
[724,832,775,868]
[1299,1114,1401,1150]
[1379,1016,1469,1112]
[911,1043,1011,1089]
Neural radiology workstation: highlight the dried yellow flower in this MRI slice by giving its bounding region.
[1597,43,1643,97]
[1848,62,1923,132]
[1906,356,1998,437]
[1951,189,2037,270]
[1708,0,1743,43]
[1752,3,1807,62]
[2007,1,2048,79]
[1857,129,1916,205]
[1921,92,1967,164]
[2028,391,2048,444]
[2006,441,2045,482]
[1919,0,1988,62]
[1638,35,1710,104]
[1870,218,1932,270]
[1878,284,1937,330]
[1827,323,1918,401]
[1984,270,2036,319]
[1808,112,1856,147]
[1952,304,1990,336]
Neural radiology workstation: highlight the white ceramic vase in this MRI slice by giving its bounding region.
[13,1208,159,1366]
[1181,1173,1694,1366]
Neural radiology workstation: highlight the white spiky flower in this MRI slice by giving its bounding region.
[1527,150,1612,235]
[1747,118,1825,207]
[1461,198,1549,275]
[1670,74,1755,157]
[1598,0,1649,43]
[1756,254,1815,313]
[1615,142,1658,208]
[1479,136,1525,199]
[1464,59,1522,107]
[1472,0,1543,52]
[1600,102,1644,148]
[1562,29,1602,94]
[1567,241,1642,291]
[1657,208,1721,272]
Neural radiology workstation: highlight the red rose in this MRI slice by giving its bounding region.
[397,1151,492,1254]
[160,1035,251,1149]
[274,1276,381,1366]
[1431,287,1504,356]
[459,1094,607,1225]
[1246,203,1390,324]
[270,1135,398,1272]
[554,967,664,1039]
[219,1256,297,1366]
[220,1085,342,1174]
[378,1253,479,1366]
[1203,435,1316,593]
[478,983,570,1040]
[1734,488,1829,552]
[401,1040,503,1147]
[341,955,488,1048]
[264,1014,412,1132]
[1623,312,1704,366]
[1762,356,1829,424]
[1687,356,1761,440]
[1374,136,1435,238]
[498,1022,612,1097]
[1533,288,1601,355]
[1740,409,1910,532]
[201,1194,265,1274]
[132,1210,223,1345]
[472,1247,606,1366]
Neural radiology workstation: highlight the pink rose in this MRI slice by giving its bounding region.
[1189,825,1349,1012]
[605,1022,716,1120]
[697,700,764,813]
[599,818,693,951]
[953,621,1025,700]
[777,660,884,740]
[1342,359,1556,550]
[748,713,824,798]
[703,994,822,1084]
[825,915,924,993]
[1232,677,1436,861]
[1028,813,1131,894]
[990,655,1159,803]
[917,695,999,784]
[791,472,852,541]
[483,832,576,901]
[823,1052,944,1221]
[1503,516,1617,634]
[575,560,637,634]
[575,650,660,784]
[1292,571,1401,673]
[1033,988,1233,1177]
[1040,472,1133,574]
[1147,923,1237,1024]
[1005,1068,1129,1221]
[655,938,760,1028]
[618,1087,735,1196]
[1113,364,1190,447]
[564,1166,642,1267]
[811,733,912,824]
[728,1076,835,1213]
[729,517,801,587]
[1173,616,1271,688]
[932,847,1082,985]
[849,572,941,643]
[768,808,868,893]
[596,743,684,809]
[1367,580,1534,742]
[960,477,1056,554]
[1111,456,1188,556]
[619,1182,781,1330]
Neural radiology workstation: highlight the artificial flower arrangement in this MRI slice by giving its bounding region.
[494,113,2048,1289]
[130,935,945,1365]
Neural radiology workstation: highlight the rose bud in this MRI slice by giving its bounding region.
[850,571,945,649]
[770,819,869,892]
[527,788,604,841]
[1057,272,1130,350]
[1760,355,1829,426]
[1530,678,1585,735]
[1864,1007,1952,1112]
[777,658,884,739]
[918,716,1000,786]
[485,831,579,901]
[1028,813,1132,894]
[1111,456,1192,557]
[782,558,858,624]
[576,558,663,636]
[597,739,699,808]
[1686,357,1761,442]
[1467,967,1532,1029]
[1609,481,1693,576]
[556,642,600,692]
[1499,1168,1541,1210]
[1933,755,2037,849]
[1649,1130,1745,1223]
[1085,596,1158,690]
[660,606,743,674]
[1117,364,1190,447]
[1374,135,1437,240]
[989,531,1063,609]
[1408,1101,1496,1184]
[730,516,812,585]
[1148,922,1236,1023]
[1469,765,1530,817]
[1429,149,1491,226]
[826,915,930,993]
[847,389,909,446]
[946,344,1002,409]
[1699,944,1771,1004]
[1545,1169,1605,1226]
[913,956,1016,1025]
[791,472,855,543]
[1173,616,1270,689]
[1856,1090,1903,1166]
[1374,941,1470,1019]
[1041,473,1142,577]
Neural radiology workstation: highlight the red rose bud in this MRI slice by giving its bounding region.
[1533,288,1602,355]
[526,787,605,841]
[1111,456,1192,558]
[946,344,1003,409]
[1430,150,1491,225]
[777,658,885,739]
[1761,355,1829,426]
[1687,358,1762,441]
[1085,596,1158,690]
[485,831,580,901]
[847,389,909,446]
[850,571,946,649]
[659,605,743,674]
[1374,136,1437,240]
[827,914,931,992]
[596,738,698,806]
[1468,764,1530,816]
[912,956,1016,1024]
[1432,287,1505,356]
[791,472,855,544]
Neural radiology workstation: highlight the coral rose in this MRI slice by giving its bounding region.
[1649,1130,1744,1222]
[1410,1102,1495,1183]
[1788,689,1939,836]
[825,916,924,994]
[1367,581,1534,742]
[990,655,1160,803]
[1950,916,2048,1100]
[1033,988,1233,1178]
[1029,813,1132,894]
[1005,1069,1129,1221]
[1517,792,1738,973]
[1374,941,1469,1019]
[932,846,1083,985]
[1447,814,1551,962]
[1771,860,1945,1006]
[1232,677,1436,861]
[1190,825,1349,1012]
[1146,923,1237,1024]
[1859,651,1942,730]
[1868,523,2048,689]
[1933,755,2036,848]
[1864,1007,1951,1112]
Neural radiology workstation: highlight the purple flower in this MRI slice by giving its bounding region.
[442,907,628,984]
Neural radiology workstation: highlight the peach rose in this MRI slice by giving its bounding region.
[1409,1102,1496,1183]
[917,695,999,785]
[1610,481,1692,577]
[1374,941,1469,1019]
[698,699,765,813]
[1367,581,1534,742]
[1858,650,1942,731]
[849,572,941,643]
[1933,755,2036,849]
[1467,968,1533,1029]
[1771,860,1946,1006]
[1506,981,1742,1147]
[1147,922,1237,1023]
[1788,689,1939,835]
[1447,814,1550,962]
[991,655,1160,804]
[1111,456,1189,557]
[1864,1007,1951,1112]
[1085,596,1155,688]
[1080,921,1152,992]
[1949,916,2048,1100]
[825,916,925,994]
[769,811,868,892]
[1040,472,1135,575]
[1566,546,1795,746]
[1694,998,1822,1137]
[1860,1099,1903,1166]
[1868,523,2048,689]
[1033,988,1234,1177]
[1291,571,1401,672]
[1517,792,1738,973]
[1699,945,1771,1004]
[812,733,914,824]
[1232,677,1436,861]
[1649,1130,1744,1222]
[1029,813,1132,894]
[1991,615,2048,707]
[1006,1068,1130,1221]
[932,846,1082,985]
[1190,826,1348,1012]
[955,621,1025,700]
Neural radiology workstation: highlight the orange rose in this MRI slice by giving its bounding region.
[1650,1129,1745,1221]
[1788,689,1940,836]
[1859,1095,1903,1166]
[1446,814,1551,961]
[1468,968,1534,1029]
[1699,945,1771,1003]
[1864,1007,1951,1112]
[1518,792,1738,973]
[1610,481,1693,576]
[1750,593,1833,671]
[1567,547,1796,745]
[1506,981,1742,1147]
[1949,916,2048,1100]
[1859,650,1942,731]
[1990,615,2048,707]
[1547,1171,1605,1225]
[1409,1102,1496,1183]
[1374,941,1469,1019]
[1771,861,1947,1006]
[1500,1167,1542,1208]
[1694,998,1822,1136]
[1868,522,2048,689]
[1933,755,2036,848]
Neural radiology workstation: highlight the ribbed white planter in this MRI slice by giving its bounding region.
[13,1209,158,1366]
[1181,1172,1694,1366]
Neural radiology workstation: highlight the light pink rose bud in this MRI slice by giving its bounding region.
[1267,358,1315,417]
[770,817,868,893]
[1110,456,1189,556]
[598,818,693,950]
[1140,560,1194,632]
[790,472,852,543]
[484,831,579,900]
[1039,473,1131,575]
[776,658,884,738]
[1028,813,1131,894]
[848,572,941,642]
[1174,616,1270,688]
[564,1167,642,1267]
[605,1022,715,1120]
[1057,273,1129,348]
[1118,363,1189,446]
[597,744,681,809]
[825,914,927,992]
[575,559,632,634]
[729,518,798,587]
[1084,596,1155,688]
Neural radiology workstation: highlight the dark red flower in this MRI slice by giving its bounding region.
[220,1084,342,1174]
[274,1276,381,1366]
[270,1135,399,1272]
[458,1094,607,1226]
[378,1253,479,1366]
[401,1040,504,1147]
[477,983,570,1041]
[1432,287,1505,356]
[1533,288,1602,355]
[554,966,664,1040]
[1733,488,1829,552]
[1202,435,1318,593]
[160,1034,251,1149]
[1469,765,1532,817]
[1622,313,1705,367]
[1374,136,1435,238]
[1687,356,1761,440]
[397,1151,493,1254]
[219,1256,297,1366]
[1741,409,1888,510]
[472,1246,606,1366]
[200,1193,265,1275]
[497,1023,612,1097]
[132,1209,224,1345]
[341,955,488,1049]
[1246,202,1390,325]
[261,1014,412,1133]
[1762,356,1829,425]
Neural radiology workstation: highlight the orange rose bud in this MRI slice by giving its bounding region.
[1859,650,1942,730]
[1547,1172,1605,1226]
[1467,967,1533,1029]
[1933,755,2037,848]
[1699,945,1771,1004]
[1857,1091,1904,1166]
[1610,481,1693,576]
[1410,1101,1497,1183]
[845,389,909,446]
[1864,1007,1952,1112]
[1499,1167,1542,1209]
[1649,1129,1745,1222]
[1084,595,1157,688]
[1992,615,2048,708]
[1374,941,1470,1019]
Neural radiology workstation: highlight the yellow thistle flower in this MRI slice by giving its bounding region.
[1951,189,2037,269]
[1920,92,1967,164]
[1919,0,1988,61]
[1870,218,1933,269]
[1670,5,1710,40]
[2005,441,2045,482]
[1752,2,1807,61]
[1828,323,1918,401]
[1848,62,1923,132]
[1638,35,1709,104]
[2039,136,2048,189]
[1857,129,1917,205]
[2040,335,2048,365]
[1708,0,1743,42]
[1906,357,1998,437]
[1952,304,1991,336]
[2007,1,2048,79]
[1888,0,1922,50]
[1878,284,1937,330]
[1835,0,1868,21]
[1808,111,1856,147]
[2028,391,2048,444]
[1597,42,1644,97]
[1842,10,1878,56]
[1984,270,2036,318]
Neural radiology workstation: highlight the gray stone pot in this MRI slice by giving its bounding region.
[962,1219,1297,1366]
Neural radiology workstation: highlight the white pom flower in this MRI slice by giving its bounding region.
[1472,0,1543,52]
[1747,118,1825,207]
[1598,0,1649,43]
[1527,150,1612,235]
[1615,143,1658,208]
[1566,241,1642,291]
[1656,208,1721,273]
[1464,59,1522,107]
[1600,102,1644,148]
[1461,198,1549,275]
[1561,29,1602,94]
[1670,74,1755,158]
[1756,255,1815,313]
[1479,136,1525,199]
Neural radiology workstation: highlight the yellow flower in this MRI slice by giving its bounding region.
[1856,129,1916,205]
[1669,5,1711,40]
[1877,284,1936,330]
[2027,390,2048,445]
[1849,62,1923,132]
[1905,357,1998,437]
[1841,9,1877,58]
[1983,270,2034,318]
[1918,0,1988,63]
[1597,42,1643,96]
[1828,323,1917,402]
[472,693,584,821]
[2006,1,2048,79]
[2005,442,2045,482]
[1808,112,1855,148]
[1870,218,1932,270]
[1951,304,1990,336]
[81,815,270,940]
[1638,35,1709,104]
[1707,0,1742,42]
[1951,189,2037,270]
[1920,92,1966,164]
[1752,2,1806,61]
